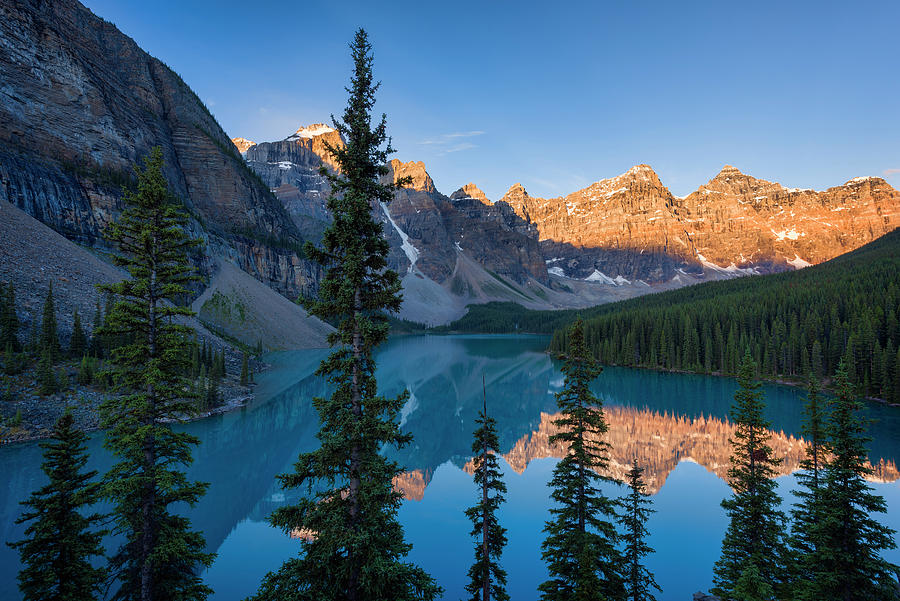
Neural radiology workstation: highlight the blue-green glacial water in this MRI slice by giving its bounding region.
[2,335,899,600]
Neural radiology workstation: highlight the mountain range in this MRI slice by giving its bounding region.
[1,0,898,337]
[235,125,899,323]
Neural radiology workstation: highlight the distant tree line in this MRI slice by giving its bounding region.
[547,230,900,401]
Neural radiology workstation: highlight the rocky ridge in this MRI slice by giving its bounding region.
[502,164,900,281]
[0,0,320,300]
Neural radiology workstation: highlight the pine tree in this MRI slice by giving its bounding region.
[37,347,56,396]
[711,349,788,600]
[240,353,249,386]
[789,374,827,598]
[464,380,509,601]
[802,363,899,600]
[250,29,439,601]
[39,282,60,360]
[70,310,87,358]
[539,318,624,601]
[619,459,660,601]
[97,146,213,601]
[1,282,21,352]
[7,411,106,601]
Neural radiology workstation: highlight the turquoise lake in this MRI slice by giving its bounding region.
[2,334,899,600]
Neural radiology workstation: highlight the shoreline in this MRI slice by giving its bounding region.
[0,357,268,446]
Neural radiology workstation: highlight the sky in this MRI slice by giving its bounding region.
[81,0,900,200]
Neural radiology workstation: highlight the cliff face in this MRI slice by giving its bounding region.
[0,0,319,299]
[504,164,900,282]
[238,129,550,291]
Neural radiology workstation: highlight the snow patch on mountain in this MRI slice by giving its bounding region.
[286,123,336,141]
[380,202,419,273]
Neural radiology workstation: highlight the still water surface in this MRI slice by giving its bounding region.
[2,334,899,600]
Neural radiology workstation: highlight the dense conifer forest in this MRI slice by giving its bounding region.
[445,229,900,401]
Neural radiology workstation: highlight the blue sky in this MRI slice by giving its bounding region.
[82,0,900,199]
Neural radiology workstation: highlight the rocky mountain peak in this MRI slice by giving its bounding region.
[450,183,490,204]
[700,164,781,196]
[388,159,435,193]
[231,137,256,155]
[501,183,532,202]
[286,123,337,141]
[623,163,662,183]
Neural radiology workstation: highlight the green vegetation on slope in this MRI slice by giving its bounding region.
[545,228,900,401]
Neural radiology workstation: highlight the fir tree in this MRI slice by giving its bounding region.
[240,353,249,386]
[789,374,827,598]
[711,349,788,600]
[70,310,87,358]
[539,318,624,601]
[619,459,660,601]
[250,29,440,601]
[1,282,21,352]
[803,363,899,600]
[37,347,56,396]
[78,355,94,386]
[97,147,213,601]
[40,282,60,360]
[464,379,509,601]
[7,411,106,601]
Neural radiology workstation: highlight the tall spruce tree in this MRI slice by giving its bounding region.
[70,310,87,358]
[540,318,624,601]
[711,349,788,600]
[802,363,899,600]
[97,146,213,601]
[40,282,60,361]
[789,374,827,598]
[250,29,440,601]
[619,459,660,601]
[8,411,106,601]
[1,282,21,352]
[464,378,509,601]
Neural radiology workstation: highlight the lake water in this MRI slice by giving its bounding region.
[1,334,899,600]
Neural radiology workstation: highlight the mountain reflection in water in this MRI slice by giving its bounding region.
[1,335,898,601]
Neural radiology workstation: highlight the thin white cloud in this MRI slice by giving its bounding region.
[418,131,485,147]
[417,131,485,156]
[884,168,900,178]
[444,142,477,154]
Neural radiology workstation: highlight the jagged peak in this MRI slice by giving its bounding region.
[388,159,435,193]
[625,164,659,177]
[285,123,337,141]
[714,164,745,178]
[231,137,255,155]
[505,183,529,196]
[450,183,490,204]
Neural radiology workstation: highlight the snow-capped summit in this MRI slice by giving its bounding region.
[286,123,337,141]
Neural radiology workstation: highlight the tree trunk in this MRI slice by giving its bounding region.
[348,286,363,601]
[141,258,158,601]
[482,434,489,601]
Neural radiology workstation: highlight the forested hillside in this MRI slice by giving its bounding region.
[546,228,900,401]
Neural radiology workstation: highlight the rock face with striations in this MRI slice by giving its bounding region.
[503,164,900,282]
[238,129,549,288]
[237,124,344,244]
[0,0,319,299]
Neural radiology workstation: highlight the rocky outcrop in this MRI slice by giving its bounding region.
[503,164,900,282]
[0,0,316,299]
[450,183,490,204]
[231,137,255,155]
[240,132,549,289]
